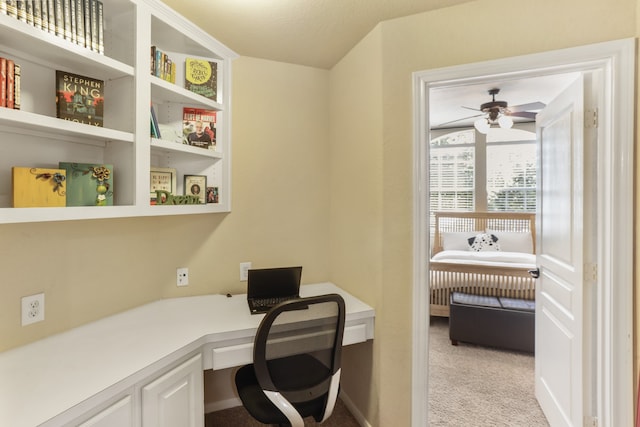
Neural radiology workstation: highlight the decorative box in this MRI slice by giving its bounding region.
[12,167,67,207]
[59,162,113,206]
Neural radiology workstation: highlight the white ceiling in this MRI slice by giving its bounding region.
[162,0,580,130]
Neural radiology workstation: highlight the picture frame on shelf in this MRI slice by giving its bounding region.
[206,186,219,204]
[150,167,177,205]
[184,174,207,204]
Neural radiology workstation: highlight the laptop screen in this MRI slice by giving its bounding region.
[247,266,302,299]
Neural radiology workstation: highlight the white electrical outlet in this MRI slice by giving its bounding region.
[22,293,45,326]
[177,267,189,286]
[240,262,252,281]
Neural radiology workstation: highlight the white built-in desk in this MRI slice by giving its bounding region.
[0,283,374,427]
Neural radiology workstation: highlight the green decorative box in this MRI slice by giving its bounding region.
[59,162,113,206]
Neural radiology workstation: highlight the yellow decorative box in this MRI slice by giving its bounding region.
[12,167,67,207]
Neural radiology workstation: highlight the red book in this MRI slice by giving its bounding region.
[0,58,6,108]
[6,59,14,109]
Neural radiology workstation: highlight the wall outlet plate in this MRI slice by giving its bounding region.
[240,262,252,281]
[177,267,189,286]
[22,293,45,326]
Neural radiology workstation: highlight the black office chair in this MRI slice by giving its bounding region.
[235,294,346,427]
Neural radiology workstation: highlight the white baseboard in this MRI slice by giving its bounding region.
[339,391,372,427]
[204,397,242,414]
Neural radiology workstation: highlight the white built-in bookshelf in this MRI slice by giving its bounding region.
[0,0,237,224]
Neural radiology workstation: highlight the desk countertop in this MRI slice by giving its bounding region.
[0,282,374,427]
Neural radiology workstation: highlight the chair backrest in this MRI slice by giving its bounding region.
[253,293,346,426]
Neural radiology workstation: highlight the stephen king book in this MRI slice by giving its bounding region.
[55,70,104,126]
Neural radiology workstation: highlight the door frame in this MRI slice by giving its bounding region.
[411,38,635,427]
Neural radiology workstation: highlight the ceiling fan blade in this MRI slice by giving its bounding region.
[508,111,538,119]
[508,101,546,112]
[435,113,484,128]
[461,106,482,112]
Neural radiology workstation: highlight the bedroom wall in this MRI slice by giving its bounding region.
[0,56,331,353]
[328,0,636,424]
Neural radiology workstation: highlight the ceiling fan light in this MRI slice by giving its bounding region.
[474,118,490,134]
[498,115,513,129]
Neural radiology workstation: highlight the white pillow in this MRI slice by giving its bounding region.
[468,232,501,252]
[486,229,533,253]
[441,231,482,251]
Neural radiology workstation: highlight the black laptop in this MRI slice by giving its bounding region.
[246,266,303,314]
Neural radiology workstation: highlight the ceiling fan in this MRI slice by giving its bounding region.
[439,88,546,133]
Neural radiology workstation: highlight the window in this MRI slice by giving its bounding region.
[430,127,536,214]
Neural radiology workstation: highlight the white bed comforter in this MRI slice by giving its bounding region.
[431,250,536,269]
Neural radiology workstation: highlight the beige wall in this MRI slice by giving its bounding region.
[0,56,331,352]
[328,0,637,425]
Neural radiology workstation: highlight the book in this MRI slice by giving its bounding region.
[184,57,217,101]
[62,0,71,40]
[24,0,33,25]
[54,0,64,37]
[6,59,14,109]
[150,104,161,139]
[0,1,6,15]
[47,0,55,34]
[13,63,20,110]
[16,0,25,22]
[83,0,90,48]
[75,0,84,47]
[89,0,97,51]
[6,0,16,18]
[182,107,216,150]
[96,0,103,54]
[33,0,42,29]
[59,162,113,206]
[55,70,104,126]
[0,58,6,108]
[69,0,76,44]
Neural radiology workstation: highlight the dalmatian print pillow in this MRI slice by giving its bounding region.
[467,233,501,252]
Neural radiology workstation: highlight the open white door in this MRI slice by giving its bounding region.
[534,75,589,427]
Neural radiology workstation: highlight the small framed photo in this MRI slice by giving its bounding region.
[150,167,177,204]
[206,186,219,204]
[184,174,207,204]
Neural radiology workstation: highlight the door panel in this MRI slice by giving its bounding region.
[535,75,584,427]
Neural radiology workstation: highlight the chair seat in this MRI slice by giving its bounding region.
[235,354,330,424]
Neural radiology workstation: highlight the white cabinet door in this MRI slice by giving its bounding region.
[141,353,204,427]
[74,394,135,427]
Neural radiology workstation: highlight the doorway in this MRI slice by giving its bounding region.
[411,39,634,427]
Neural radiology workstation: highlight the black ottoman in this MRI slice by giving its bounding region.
[449,292,535,353]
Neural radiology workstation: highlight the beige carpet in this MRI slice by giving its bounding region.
[205,397,360,427]
[429,316,549,426]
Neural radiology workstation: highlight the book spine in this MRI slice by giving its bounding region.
[75,0,84,47]
[54,0,63,37]
[25,0,33,25]
[6,0,16,17]
[154,49,161,77]
[13,63,20,110]
[96,0,102,54]
[47,0,55,34]
[89,0,97,51]
[33,0,42,29]
[0,58,6,108]
[82,0,90,48]
[69,0,76,44]
[170,61,176,84]
[0,1,6,15]
[63,0,71,40]
[150,46,156,76]
[6,59,14,109]
[16,0,26,22]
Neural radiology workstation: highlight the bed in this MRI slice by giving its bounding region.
[429,211,537,317]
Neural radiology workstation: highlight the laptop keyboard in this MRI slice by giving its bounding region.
[253,296,295,307]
